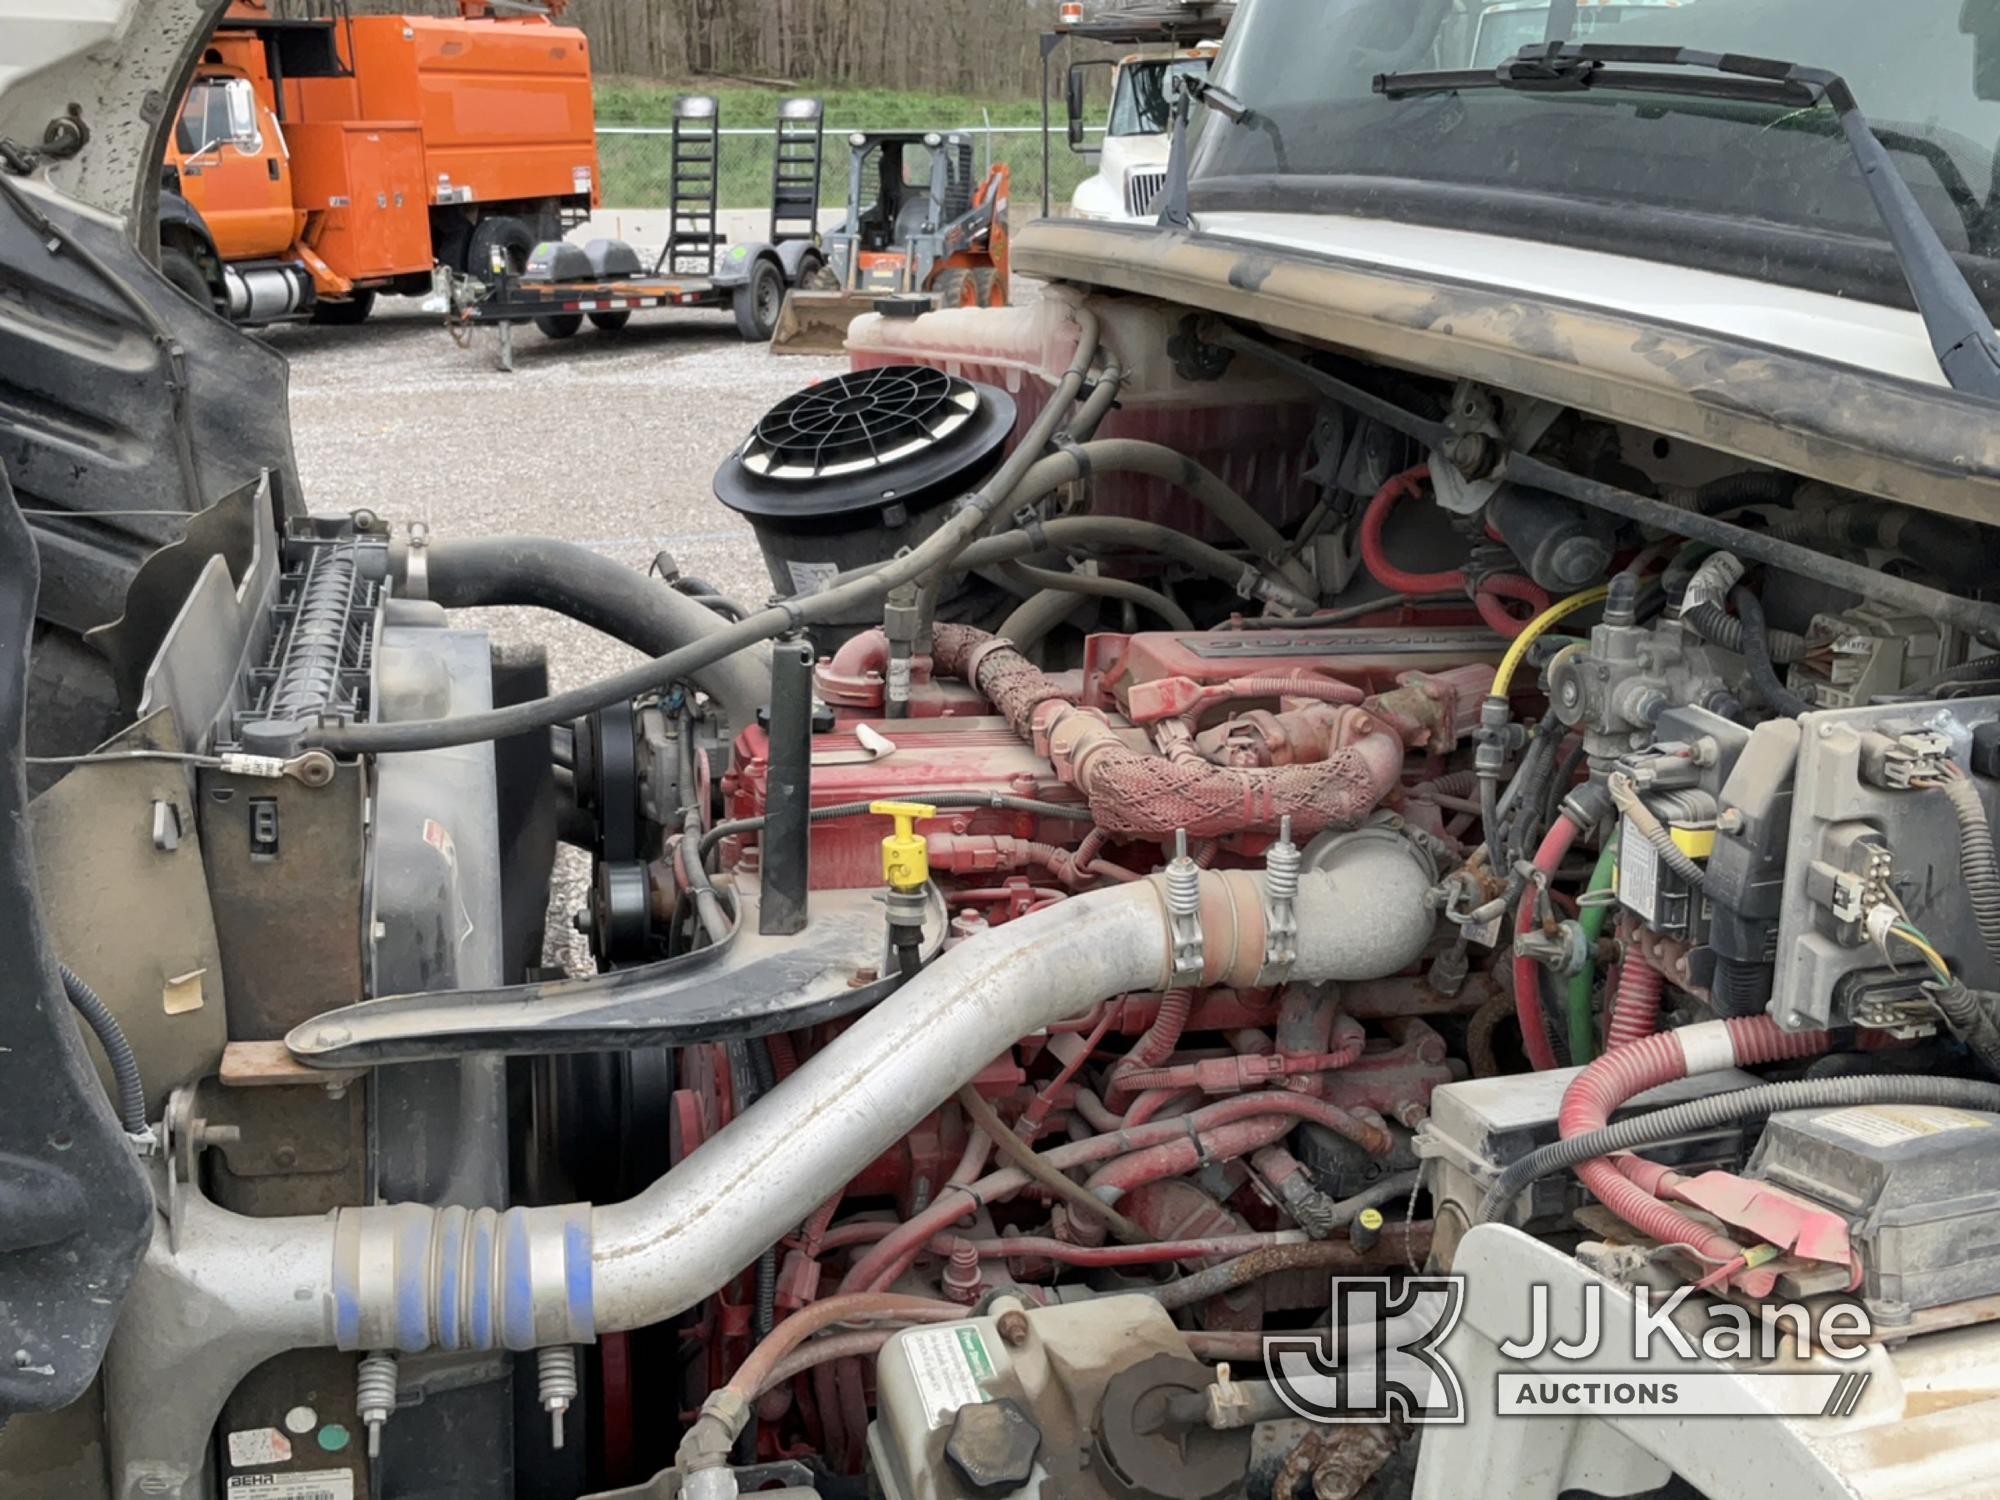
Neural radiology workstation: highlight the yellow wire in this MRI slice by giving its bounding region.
[1492,584,1612,698]
[1888,926,1951,980]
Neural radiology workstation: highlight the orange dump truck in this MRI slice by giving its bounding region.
[160,0,599,324]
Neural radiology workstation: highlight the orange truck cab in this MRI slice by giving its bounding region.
[160,0,599,325]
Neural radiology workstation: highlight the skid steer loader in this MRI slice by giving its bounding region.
[771,129,1010,353]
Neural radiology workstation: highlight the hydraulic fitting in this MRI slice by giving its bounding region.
[356,1350,398,1458]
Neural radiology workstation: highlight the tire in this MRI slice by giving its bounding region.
[932,268,975,309]
[310,289,376,326]
[972,267,1002,308]
[536,313,584,339]
[803,261,841,292]
[732,258,786,342]
[159,244,216,312]
[587,310,632,333]
[466,215,537,278]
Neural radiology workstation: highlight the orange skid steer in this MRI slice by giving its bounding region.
[772,130,1011,354]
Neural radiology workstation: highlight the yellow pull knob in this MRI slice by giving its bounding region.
[870,800,937,891]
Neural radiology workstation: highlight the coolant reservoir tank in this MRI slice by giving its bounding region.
[870,1294,1249,1500]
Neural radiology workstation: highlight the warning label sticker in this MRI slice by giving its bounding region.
[224,1469,354,1500]
[1618,828,1659,924]
[225,1427,292,1468]
[786,559,840,597]
[902,1325,997,1429]
[1815,1106,1995,1147]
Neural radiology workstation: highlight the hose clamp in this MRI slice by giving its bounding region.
[404,521,430,601]
[1165,830,1206,986]
[1257,816,1301,985]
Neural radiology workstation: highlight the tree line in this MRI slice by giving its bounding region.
[318,0,1079,97]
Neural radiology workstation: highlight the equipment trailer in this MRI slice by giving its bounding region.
[447,95,827,369]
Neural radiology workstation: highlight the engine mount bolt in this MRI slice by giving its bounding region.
[355,1349,398,1458]
[537,1345,579,1449]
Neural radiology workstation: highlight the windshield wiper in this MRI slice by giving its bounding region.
[1374,43,2000,400]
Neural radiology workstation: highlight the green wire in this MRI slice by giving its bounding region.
[1567,829,1622,1065]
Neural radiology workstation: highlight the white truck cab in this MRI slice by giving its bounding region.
[1068,50,1214,222]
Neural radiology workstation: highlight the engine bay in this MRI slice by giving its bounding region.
[20,288,2000,1500]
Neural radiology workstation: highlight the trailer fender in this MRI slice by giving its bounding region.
[711,242,784,290]
[774,239,823,283]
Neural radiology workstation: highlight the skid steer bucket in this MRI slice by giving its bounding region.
[771,289,871,354]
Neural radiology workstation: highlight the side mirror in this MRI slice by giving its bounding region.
[224,78,261,153]
[1065,66,1089,150]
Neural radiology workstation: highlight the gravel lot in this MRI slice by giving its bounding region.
[274,298,844,969]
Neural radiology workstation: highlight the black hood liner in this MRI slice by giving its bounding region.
[0,464,152,1423]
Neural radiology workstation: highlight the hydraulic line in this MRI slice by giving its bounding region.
[306,308,1104,757]
[954,1083,1154,1245]
[1492,585,1611,698]
[993,559,1194,631]
[1359,465,1465,595]
[1479,1072,2000,1224]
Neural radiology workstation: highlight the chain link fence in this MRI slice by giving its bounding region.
[595,125,1108,220]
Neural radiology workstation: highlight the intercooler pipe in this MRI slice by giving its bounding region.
[395,535,772,736]
[107,857,1440,1498]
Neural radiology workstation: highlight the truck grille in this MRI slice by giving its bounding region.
[1124,169,1168,219]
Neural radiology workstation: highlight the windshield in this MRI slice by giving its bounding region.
[1189,0,2000,312]
[1110,56,1212,136]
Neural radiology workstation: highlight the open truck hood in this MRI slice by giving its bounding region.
[0,0,293,1425]
[1011,214,2000,529]
[0,0,300,639]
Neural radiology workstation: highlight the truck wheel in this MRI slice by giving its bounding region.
[311,290,376,326]
[588,310,632,332]
[972,268,1003,308]
[467,215,536,277]
[159,245,216,312]
[536,313,584,339]
[732,259,785,342]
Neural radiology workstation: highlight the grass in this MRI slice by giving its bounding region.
[591,77,1097,212]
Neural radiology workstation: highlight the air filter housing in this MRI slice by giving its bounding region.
[714,365,1016,637]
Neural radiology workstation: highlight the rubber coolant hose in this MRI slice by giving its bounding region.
[1360,464,1464,595]
[406,536,771,733]
[1479,1072,2000,1224]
